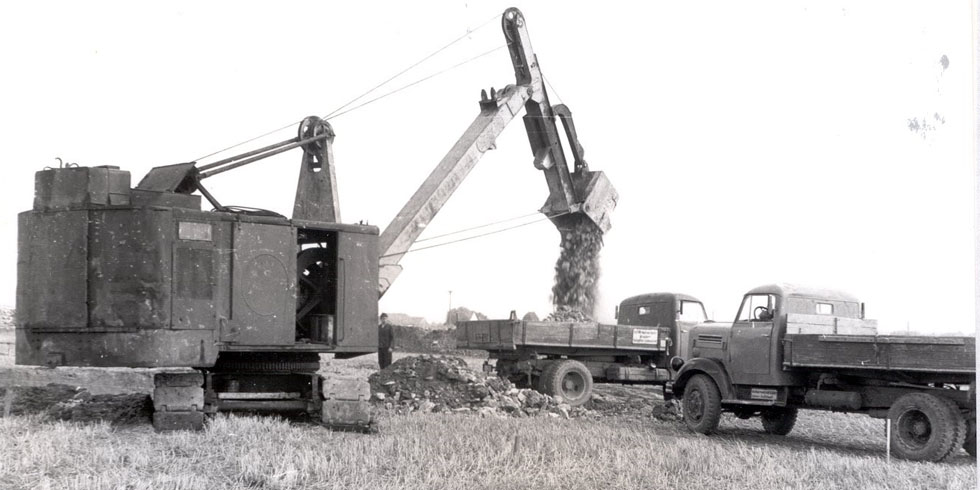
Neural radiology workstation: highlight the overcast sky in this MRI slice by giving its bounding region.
[0,1,975,334]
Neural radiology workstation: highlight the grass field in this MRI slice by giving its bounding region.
[0,408,975,490]
[1,351,976,489]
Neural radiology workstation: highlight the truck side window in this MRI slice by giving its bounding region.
[816,303,833,315]
[678,300,707,323]
[638,306,650,315]
[737,294,776,322]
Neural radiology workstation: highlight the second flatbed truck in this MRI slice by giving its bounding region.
[456,293,709,405]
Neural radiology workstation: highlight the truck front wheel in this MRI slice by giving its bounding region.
[888,393,966,462]
[760,407,798,436]
[538,360,593,407]
[682,374,722,434]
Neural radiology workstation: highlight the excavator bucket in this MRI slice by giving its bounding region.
[542,169,618,233]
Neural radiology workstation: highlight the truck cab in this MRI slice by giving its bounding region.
[678,284,866,387]
[616,292,708,362]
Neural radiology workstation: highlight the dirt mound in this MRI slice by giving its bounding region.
[1,383,152,424]
[551,216,603,319]
[587,385,682,421]
[368,355,590,418]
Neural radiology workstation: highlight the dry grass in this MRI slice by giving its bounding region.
[0,406,974,490]
[1,353,975,489]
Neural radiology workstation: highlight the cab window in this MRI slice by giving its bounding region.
[737,294,776,322]
[678,300,707,323]
[816,302,833,315]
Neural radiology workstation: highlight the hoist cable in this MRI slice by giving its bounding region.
[380,215,559,258]
[323,12,501,120]
[543,74,564,106]
[414,211,543,243]
[193,13,501,163]
[325,44,507,121]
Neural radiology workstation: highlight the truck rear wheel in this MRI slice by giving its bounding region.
[965,418,976,458]
[760,407,798,436]
[538,360,593,407]
[682,374,721,434]
[888,393,965,462]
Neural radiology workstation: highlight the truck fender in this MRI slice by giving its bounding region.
[670,358,735,401]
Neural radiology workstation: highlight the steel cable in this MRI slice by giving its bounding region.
[324,44,507,121]
[381,210,569,258]
[193,13,502,163]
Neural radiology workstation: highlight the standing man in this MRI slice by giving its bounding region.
[378,313,393,369]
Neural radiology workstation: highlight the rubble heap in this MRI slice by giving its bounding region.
[551,215,603,319]
[0,384,151,424]
[368,355,588,418]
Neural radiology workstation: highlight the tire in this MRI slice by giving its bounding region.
[682,374,722,434]
[760,407,798,436]
[537,361,558,392]
[888,393,965,462]
[965,418,976,458]
[537,360,593,407]
[937,396,968,459]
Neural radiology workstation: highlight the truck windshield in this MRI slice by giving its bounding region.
[678,300,707,323]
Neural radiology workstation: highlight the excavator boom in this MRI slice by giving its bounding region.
[378,7,618,296]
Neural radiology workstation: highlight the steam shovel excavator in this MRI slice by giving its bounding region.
[15,8,617,431]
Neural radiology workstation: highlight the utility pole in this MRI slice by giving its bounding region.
[447,290,453,325]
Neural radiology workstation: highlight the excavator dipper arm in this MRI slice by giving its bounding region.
[377,8,618,297]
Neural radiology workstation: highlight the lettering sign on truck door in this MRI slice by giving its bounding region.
[729,293,776,382]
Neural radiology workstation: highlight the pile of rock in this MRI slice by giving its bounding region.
[368,355,591,418]
[0,383,151,424]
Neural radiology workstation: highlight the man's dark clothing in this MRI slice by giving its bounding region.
[378,322,393,369]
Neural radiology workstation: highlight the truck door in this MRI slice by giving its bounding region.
[729,293,776,383]
[676,299,707,359]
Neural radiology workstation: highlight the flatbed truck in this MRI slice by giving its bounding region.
[668,283,975,462]
[456,293,709,405]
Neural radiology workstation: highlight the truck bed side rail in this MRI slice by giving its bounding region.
[456,319,668,352]
[783,334,975,374]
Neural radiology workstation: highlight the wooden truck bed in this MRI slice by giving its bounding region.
[456,320,668,353]
[783,334,975,374]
